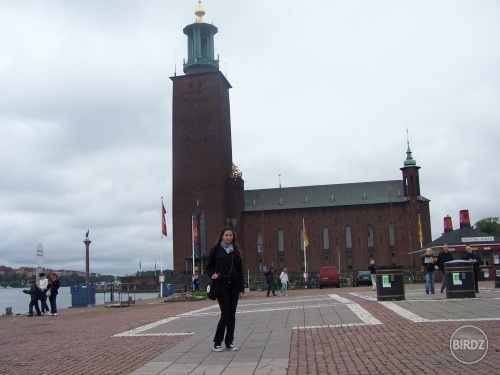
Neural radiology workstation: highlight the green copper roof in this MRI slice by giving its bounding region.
[182,3,219,74]
[403,142,417,167]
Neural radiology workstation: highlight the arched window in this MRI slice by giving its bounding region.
[388,224,395,246]
[367,224,374,250]
[200,210,206,255]
[278,229,285,269]
[257,230,263,257]
[278,229,284,255]
[389,223,395,264]
[345,226,352,250]
[323,227,330,254]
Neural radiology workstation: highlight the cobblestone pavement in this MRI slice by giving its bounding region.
[1,282,498,374]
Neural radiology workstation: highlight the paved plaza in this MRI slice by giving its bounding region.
[1,282,499,374]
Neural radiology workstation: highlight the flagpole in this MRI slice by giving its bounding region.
[160,197,165,298]
[303,218,308,285]
[192,214,195,291]
[418,214,423,248]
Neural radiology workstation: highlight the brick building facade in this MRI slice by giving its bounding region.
[171,4,431,276]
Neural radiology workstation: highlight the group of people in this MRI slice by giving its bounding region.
[421,244,482,294]
[263,266,289,297]
[206,226,486,354]
[23,272,60,316]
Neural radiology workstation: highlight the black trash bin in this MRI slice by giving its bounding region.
[444,260,476,298]
[310,277,318,289]
[494,266,500,289]
[376,265,405,301]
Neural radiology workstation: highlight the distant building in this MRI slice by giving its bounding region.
[420,210,500,264]
[0,265,15,277]
[16,267,37,278]
[171,4,431,275]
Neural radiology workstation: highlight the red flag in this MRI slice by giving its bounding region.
[162,203,167,236]
[192,217,199,243]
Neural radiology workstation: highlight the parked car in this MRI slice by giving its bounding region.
[352,270,372,287]
[319,266,340,288]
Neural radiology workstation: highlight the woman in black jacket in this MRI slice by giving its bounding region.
[47,272,60,316]
[206,226,245,352]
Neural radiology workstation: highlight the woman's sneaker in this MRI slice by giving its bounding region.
[213,343,223,352]
[226,344,239,351]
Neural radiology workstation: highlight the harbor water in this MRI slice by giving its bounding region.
[1,287,161,315]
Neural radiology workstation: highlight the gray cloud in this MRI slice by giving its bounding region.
[1,1,499,275]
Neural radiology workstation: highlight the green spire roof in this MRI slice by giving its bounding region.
[404,141,417,167]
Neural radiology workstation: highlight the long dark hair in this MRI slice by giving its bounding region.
[214,226,243,259]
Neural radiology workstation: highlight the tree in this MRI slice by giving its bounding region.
[475,217,500,236]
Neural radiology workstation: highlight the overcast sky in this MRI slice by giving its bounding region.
[1,1,499,276]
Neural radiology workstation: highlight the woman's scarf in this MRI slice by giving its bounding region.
[220,241,234,254]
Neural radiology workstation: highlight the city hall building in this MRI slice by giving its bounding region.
[171,4,431,276]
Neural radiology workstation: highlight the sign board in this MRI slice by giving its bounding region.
[461,237,494,242]
[382,275,391,288]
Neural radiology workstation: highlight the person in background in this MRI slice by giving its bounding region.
[37,272,50,315]
[368,260,376,291]
[206,226,245,352]
[461,245,482,293]
[421,249,437,294]
[23,280,41,317]
[193,274,200,291]
[279,268,289,296]
[436,244,453,293]
[47,272,60,316]
[265,267,276,297]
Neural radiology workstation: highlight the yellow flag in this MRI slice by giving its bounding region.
[417,214,423,244]
[303,218,309,248]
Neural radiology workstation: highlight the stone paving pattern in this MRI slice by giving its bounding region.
[0,282,498,374]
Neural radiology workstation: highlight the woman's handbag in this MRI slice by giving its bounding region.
[46,289,51,297]
[207,279,218,300]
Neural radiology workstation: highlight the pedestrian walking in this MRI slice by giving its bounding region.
[265,267,276,297]
[436,244,453,293]
[368,260,376,291]
[279,268,289,296]
[23,280,41,316]
[421,249,437,294]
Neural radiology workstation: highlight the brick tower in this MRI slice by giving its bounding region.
[171,3,242,274]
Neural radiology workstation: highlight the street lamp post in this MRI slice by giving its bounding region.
[83,230,91,285]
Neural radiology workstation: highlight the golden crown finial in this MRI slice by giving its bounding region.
[195,1,205,23]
